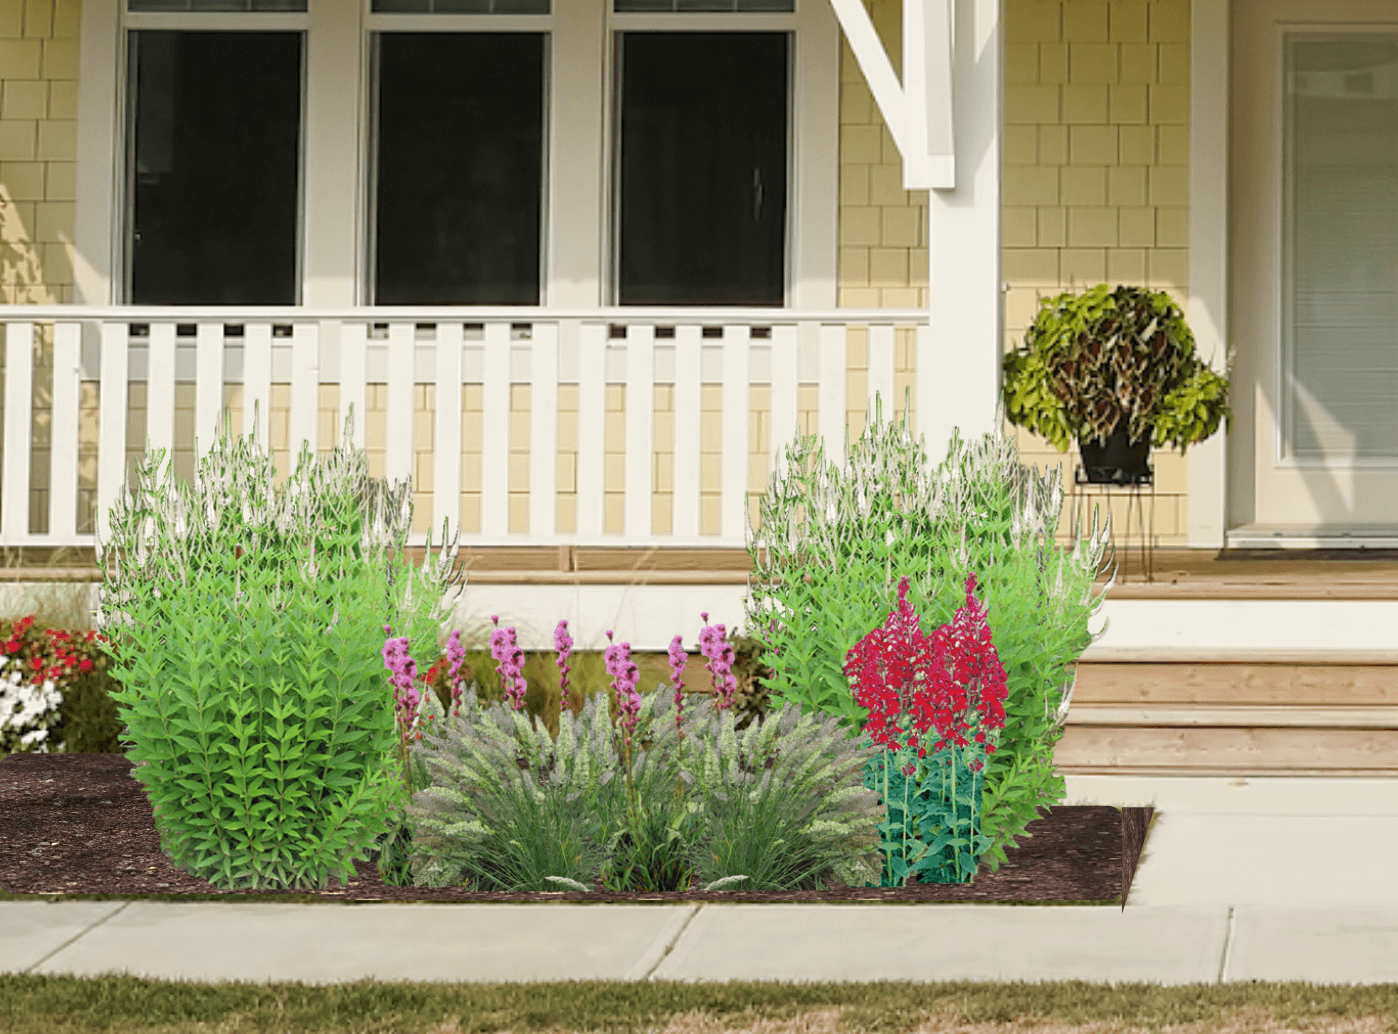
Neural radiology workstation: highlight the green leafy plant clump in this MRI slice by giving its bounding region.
[742,387,1117,878]
[90,400,467,893]
[1000,282,1235,455]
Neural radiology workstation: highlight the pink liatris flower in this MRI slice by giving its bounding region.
[554,619,574,712]
[667,634,688,741]
[697,613,738,710]
[489,621,527,712]
[442,629,468,720]
[381,629,424,749]
[604,629,642,751]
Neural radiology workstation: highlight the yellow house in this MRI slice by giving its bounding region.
[0,0,1394,656]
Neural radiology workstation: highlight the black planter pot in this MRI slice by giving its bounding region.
[1077,419,1153,486]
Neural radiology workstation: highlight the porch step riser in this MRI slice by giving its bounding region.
[1053,725,1398,776]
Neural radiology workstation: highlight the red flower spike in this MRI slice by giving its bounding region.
[846,572,1010,773]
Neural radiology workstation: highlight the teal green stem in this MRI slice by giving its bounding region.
[950,739,959,876]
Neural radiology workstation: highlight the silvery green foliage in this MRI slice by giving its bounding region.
[675,700,886,888]
[94,399,466,654]
[399,684,886,890]
[401,683,696,887]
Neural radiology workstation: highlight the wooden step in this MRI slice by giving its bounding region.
[1066,705,1398,728]
[1057,663,1398,776]
[1051,725,1398,777]
[1071,662,1398,706]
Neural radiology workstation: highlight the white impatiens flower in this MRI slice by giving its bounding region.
[0,663,64,755]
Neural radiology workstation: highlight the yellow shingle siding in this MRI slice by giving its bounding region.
[839,0,1192,549]
[1,0,78,305]
[837,0,926,312]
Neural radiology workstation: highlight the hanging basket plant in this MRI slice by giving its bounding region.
[1000,284,1236,485]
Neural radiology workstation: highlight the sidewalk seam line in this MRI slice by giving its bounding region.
[22,900,133,976]
[642,904,703,982]
[1216,906,1236,984]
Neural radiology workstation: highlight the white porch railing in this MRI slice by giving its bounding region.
[0,306,931,555]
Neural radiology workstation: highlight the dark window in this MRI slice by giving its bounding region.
[372,33,546,305]
[126,31,303,304]
[615,32,789,306]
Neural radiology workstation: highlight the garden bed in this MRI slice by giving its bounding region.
[0,751,1153,905]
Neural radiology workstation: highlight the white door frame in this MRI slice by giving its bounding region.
[1231,0,1398,533]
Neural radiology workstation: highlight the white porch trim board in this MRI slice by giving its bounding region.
[72,0,120,306]
[548,0,606,311]
[919,0,1001,469]
[303,0,365,307]
[1187,0,1229,550]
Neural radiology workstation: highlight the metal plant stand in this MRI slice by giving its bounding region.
[1066,462,1158,584]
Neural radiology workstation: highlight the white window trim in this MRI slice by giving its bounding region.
[74,0,839,309]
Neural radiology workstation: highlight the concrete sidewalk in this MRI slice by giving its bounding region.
[2,775,1396,988]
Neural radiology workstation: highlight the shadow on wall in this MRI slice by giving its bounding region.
[0,185,58,304]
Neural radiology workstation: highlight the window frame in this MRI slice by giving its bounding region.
[118,20,310,305]
[75,0,838,309]
[364,24,553,306]
[605,17,797,306]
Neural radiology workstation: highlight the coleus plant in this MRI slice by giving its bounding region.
[843,573,1008,887]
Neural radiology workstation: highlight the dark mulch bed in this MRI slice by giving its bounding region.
[0,751,1153,906]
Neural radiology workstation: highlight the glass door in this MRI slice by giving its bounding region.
[1231,1,1398,528]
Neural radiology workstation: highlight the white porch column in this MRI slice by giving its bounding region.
[918,0,1002,471]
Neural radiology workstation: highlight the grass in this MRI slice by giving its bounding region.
[0,976,1395,1034]
[1,546,1395,1033]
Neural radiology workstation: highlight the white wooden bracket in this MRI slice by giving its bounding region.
[824,0,954,189]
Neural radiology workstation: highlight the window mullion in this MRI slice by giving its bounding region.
[301,0,366,306]
[547,0,608,307]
